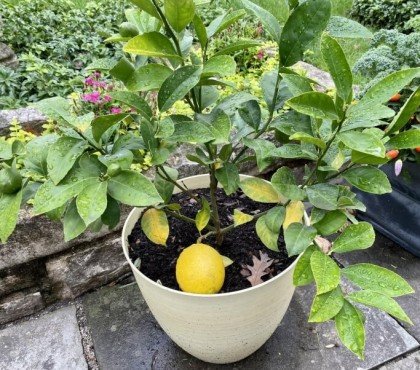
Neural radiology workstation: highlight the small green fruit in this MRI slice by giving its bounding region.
[0,167,22,194]
[107,164,122,177]
[119,22,139,38]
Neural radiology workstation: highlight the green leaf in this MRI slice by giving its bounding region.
[242,138,279,172]
[240,178,282,203]
[309,287,344,323]
[76,181,108,226]
[351,151,389,165]
[109,58,136,84]
[33,97,73,124]
[261,72,292,110]
[239,100,261,131]
[101,196,121,229]
[331,222,375,254]
[0,140,12,160]
[264,206,286,234]
[158,65,202,111]
[343,166,391,195]
[193,14,208,49]
[282,74,313,96]
[387,130,420,150]
[293,245,316,286]
[359,68,420,107]
[168,121,215,143]
[108,170,163,207]
[47,137,87,185]
[338,131,386,158]
[215,163,240,196]
[335,300,365,360]
[289,132,326,149]
[207,10,247,38]
[321,33,352,103]
[256,217,279,251]
[313,210,347,236]
[326,16,372,39]
[0,191,22,243]
[155,166,178,204]
[271,111,312,136]
[92,114,128,142]
[141,208,169,246]
[310,250,340,295]
[233,209,254,227]
[213,40,261,57]
[123,32,180,59]
[348,290,412,325]
[99,150,134,170]
[286,92,339,120]
[203,55,236,78]
[342,264,414,297]
[271,167,305,201]
[109,91,153,120]
[241,0,282,43]
[280,0,331,66]
[285,223,317,257]
[387,87,420,134]
[210,111,232,144]
[250,0,289,24]
[164,0,195,32]
[195,198,211,233]
[125,64,173,92]
[307,184,339,211]
[129,0,161,20]
[63,199,87,242]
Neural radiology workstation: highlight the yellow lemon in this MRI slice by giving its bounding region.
[176,243,225,294]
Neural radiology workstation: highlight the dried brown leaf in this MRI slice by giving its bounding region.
[242,251,274,287]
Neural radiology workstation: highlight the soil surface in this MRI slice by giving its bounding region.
[128,188,296,293]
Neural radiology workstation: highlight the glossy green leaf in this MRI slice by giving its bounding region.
[215,163,240,196]
[242,138,279,172]
[326,16,372,39]
[250,0,289,24]
[109,58,135,84]
[286,92,339,120]
[293,245,316,286]
[101,196,121,229]
[203,55,236,78]
[261,72,292,110]
[168,121,215,143]
[241,0,281,42]
[92,114,128,142]
[158,65,202,111]
[387,87,420,134]
[240,178,282,203]
[256,217,279,251]
[271,167,305,201]
[342,264,414,297]
[271,111,312,136]
[63,199,87,242]
[338,131,386,158]
[213,40,261,57]
[76,181,108,226]
[206,10,247,38]
[123,32,180,59]
[108,170,163,207]
[280,0,331,66]
[311,250,340,295]
[321,33,352,103]
[264,206,286,234]
[314,210,347,236]
[239,100,261,131]
[335,300,365,359]
[109,91,153,120]
[290,132,326,149]
[99,150,134,170]
[0,191,22,243]
[348,290,412,325]
[155,166,178,204]
[343,166,391,195]
[164,0,195,32]
[193,14,208,49]
[47,137,87,185]
[387,130,420,150]
[129,0,161,19]
[281,74,313,96]
[351,151,389,165]
[210,111,232,144]
[331,222,375,254]
[309,287,344,323]
[307,184,339,211]
[285,223,317,257]
[125,64,173,92]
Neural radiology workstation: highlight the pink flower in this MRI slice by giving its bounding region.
[256,49,265,61]
[93,71,101,78]
[103,95,112,103]
[110,106,122,114]
[84,77,94,86]
[82,91,101,104]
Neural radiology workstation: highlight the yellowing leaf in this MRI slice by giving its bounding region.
[222,255,234,267]
[233,209,254,227]
[283,200,304,229]
[195,198,211,232]
[240,178,284,203]
[141,208,169,246]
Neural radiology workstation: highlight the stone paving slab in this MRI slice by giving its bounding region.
[83,282,418,370]
[336,233,420,342]
[379,350,420,369]
[0,305,87,370]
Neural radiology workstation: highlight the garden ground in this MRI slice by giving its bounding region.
[1,233,419,370]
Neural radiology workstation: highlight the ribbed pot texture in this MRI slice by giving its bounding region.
[122,174,298,364]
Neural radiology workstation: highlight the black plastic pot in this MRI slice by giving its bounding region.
[355,162,420,257]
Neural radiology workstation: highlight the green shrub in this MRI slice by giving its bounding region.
[350,0,419,32]
[0,0,126,109]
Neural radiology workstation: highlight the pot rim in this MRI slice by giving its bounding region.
[121,174,300,299]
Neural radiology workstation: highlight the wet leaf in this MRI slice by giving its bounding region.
[338,131,386,158]
[271,167,305,201]
[286,92,339,120]
[76,181,108,226]
[0,191,22,243]
[387,130,420,150]
[343,166,391,195]
[141,208,169,246]
[283,200,305,229]
[331,222,375,253]
[123,32,180,59]
[309,287,344,322]
[164,0,195,33]
[311,250,340,295]
[293,245,316,286]
[285,223,317,257]
[313,210,347,236]
[306,184,339,211]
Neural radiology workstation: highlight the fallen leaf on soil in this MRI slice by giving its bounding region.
[240,251,274,286]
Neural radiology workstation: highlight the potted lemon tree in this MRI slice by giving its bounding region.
[1,0,419,364]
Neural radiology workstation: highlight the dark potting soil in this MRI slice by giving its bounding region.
[128,188,296,293]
